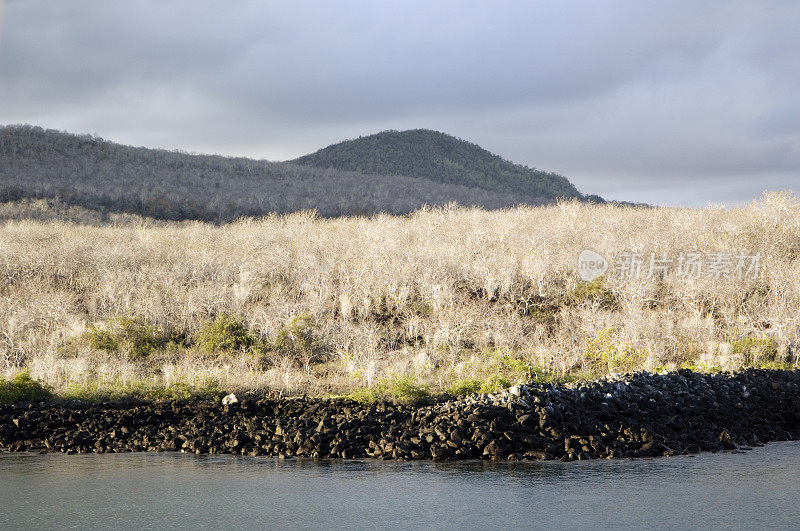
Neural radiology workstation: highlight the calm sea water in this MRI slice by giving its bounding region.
[2,442,799,530]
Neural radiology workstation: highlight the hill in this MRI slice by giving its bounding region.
[292,129,598,202]
[0,125,553,222]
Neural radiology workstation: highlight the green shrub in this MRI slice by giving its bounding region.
[195,313,257,355]
[349,375,430,404]
[82,317,171,360]
[566,277,618,309]
[493,353,528,372]
[584,327,644,373]
[388,376,430,403]
[601,344,644,372]
[272,314,325,365]
[728,334,780,365]
[348,384,385,404]
[480,375,511,393]
[447,378,483,396]
[0,370,53,404]
[84,327,118,352]
[121,319,170,360]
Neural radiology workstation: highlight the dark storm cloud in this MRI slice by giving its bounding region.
[0,0,798,206]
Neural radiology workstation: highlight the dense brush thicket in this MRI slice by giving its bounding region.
[0,125,555,221]
[1,193,798,397]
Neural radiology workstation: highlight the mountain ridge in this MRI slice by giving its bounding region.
[0,124,566,222]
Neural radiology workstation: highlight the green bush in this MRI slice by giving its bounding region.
[728,334,780,365]
[272,314,325,365]
[388,376,431,403]
[0,370,53,404]
[84,327,118,352]
[584,327,644,373]
[82,317,172,360]
[480,375,511,393]
[566,277,618,309]
[348,384,385,404]
[195,313,257,355]
[493,352,528,372]
[447,378,483,396]
[349,375,430,404]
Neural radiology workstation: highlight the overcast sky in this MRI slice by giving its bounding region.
[1,1,798,206]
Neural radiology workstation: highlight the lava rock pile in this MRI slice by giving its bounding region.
[2,369,799,461]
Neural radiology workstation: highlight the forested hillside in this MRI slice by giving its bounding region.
[293,129,599,202]
[0,125,551,221]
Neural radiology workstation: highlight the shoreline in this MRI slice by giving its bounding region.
[2,369,799,461]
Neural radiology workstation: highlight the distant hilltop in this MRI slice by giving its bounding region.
[0,124,605,222]
[292,129,604,204]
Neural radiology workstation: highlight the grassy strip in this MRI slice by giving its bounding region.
[59,380,227,403]
[0,371,226,405]
[349,376,432,404]
[347,371,578,405]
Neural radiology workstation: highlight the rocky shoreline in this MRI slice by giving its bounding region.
[2,369,799,461]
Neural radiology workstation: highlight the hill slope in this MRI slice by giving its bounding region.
[292,129,593,201]
[0,125,553,222]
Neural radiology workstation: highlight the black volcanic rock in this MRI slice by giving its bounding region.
[2,369,798,461]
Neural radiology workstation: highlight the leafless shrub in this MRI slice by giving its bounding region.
[1,191,798,394]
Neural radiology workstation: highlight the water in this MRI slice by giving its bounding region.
[2,442,799,530]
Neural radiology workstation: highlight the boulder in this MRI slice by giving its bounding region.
[221,393,239,406]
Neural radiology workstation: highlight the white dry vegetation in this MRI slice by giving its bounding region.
[0,191,799,397]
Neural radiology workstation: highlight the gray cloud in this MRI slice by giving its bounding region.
[1,0,798,206]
